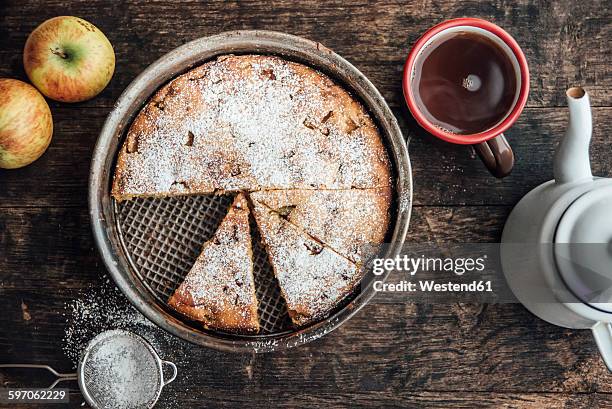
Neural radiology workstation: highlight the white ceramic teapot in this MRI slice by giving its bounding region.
[501,87,612,370]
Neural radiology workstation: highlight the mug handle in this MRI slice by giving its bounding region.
[473,133,514,178]
[592,322,612,372]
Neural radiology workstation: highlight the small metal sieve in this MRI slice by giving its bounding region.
[78,329,177,409]
[0,330,177,409]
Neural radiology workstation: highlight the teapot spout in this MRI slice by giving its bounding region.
[553,87,593,184]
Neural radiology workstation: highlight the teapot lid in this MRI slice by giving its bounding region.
[555,185,612,312]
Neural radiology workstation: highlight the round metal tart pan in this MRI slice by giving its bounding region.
[89,30,412,352]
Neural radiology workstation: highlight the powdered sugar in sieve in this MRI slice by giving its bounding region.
[0,330,177,409]
[78,330,177,409]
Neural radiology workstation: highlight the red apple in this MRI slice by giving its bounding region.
[23,16,115,103]
[0,79,53,169]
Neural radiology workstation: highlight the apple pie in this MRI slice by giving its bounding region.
[113,54,393,331]
[250,187,391,264]
[168,193,259,333]
[251,199,362,326]
[111,54,391,201]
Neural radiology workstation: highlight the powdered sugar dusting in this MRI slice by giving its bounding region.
[251,187,391,264]
[63,283,156,365]
[112,55,391,199]
[251,200,363,325]
[399,188,412,214]
[62,283,192,409]
[82,332,160,409]
[169,194,259,332]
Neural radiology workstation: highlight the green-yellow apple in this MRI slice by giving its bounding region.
[0,79,53,169]
[24,16,115,103]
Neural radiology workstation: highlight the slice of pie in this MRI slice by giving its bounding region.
[251,199,362,326]
[168,193,259,333]
[251,187,391,264]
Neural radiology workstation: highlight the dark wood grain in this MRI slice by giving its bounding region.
[0,0,611,408]
[2,205,612,397]
[1,0,610,108]
[1,289,612,400]
[159,392,612,409]
[5,391,612,409]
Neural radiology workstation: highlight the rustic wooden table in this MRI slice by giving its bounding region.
[1,1,611,408]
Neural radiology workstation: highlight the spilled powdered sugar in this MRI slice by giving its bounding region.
[63,282,157,365]
[62,281,190,409]
[398,189,412,214]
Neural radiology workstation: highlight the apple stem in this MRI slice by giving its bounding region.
[50,47,69,59]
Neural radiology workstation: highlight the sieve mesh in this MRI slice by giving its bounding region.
[81,331,161,409]
[114,194,291,335]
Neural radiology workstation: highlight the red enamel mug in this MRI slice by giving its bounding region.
[403,18,530,178]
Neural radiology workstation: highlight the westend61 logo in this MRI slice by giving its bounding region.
[366,244,518,301]
[371,254,487,276]
[369,253,494,297]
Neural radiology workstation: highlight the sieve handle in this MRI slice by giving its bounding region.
[160,360,177,386]
[0,364,78,389]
